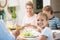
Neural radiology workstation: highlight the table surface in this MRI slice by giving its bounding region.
[52,30,60,39]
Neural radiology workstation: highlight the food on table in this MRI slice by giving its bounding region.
[24,32,34,37]
[10,26,17,30]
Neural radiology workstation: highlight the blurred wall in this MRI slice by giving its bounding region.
[51,0,60,19]
[43,0,50,7]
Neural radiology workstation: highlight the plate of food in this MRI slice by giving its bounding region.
[19,32,39,40]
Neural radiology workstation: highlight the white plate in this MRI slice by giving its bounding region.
[52,30,60,33]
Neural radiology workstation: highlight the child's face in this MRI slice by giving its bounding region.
[37,15,48,28]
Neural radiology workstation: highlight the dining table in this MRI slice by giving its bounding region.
[16,29,60,40]
[52,30,60,40]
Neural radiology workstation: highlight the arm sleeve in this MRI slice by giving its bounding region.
[56,18,60,28]
[41,28,50,38]
[0,21,15,40]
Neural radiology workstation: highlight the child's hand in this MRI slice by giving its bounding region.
[37,27,41,32]
[38,29,41,32]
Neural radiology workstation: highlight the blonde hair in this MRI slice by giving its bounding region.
[38,12,48,20]
[26,1,33,8]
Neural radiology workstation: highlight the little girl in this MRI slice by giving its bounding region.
[37,12,54,40]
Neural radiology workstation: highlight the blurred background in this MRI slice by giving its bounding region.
[0,0,60,25]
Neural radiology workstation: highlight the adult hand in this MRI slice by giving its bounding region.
[13,29,20,38]
[24,24,31,27]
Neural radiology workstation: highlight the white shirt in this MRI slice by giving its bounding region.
[39,27,54,40]
[22,14,37,26]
